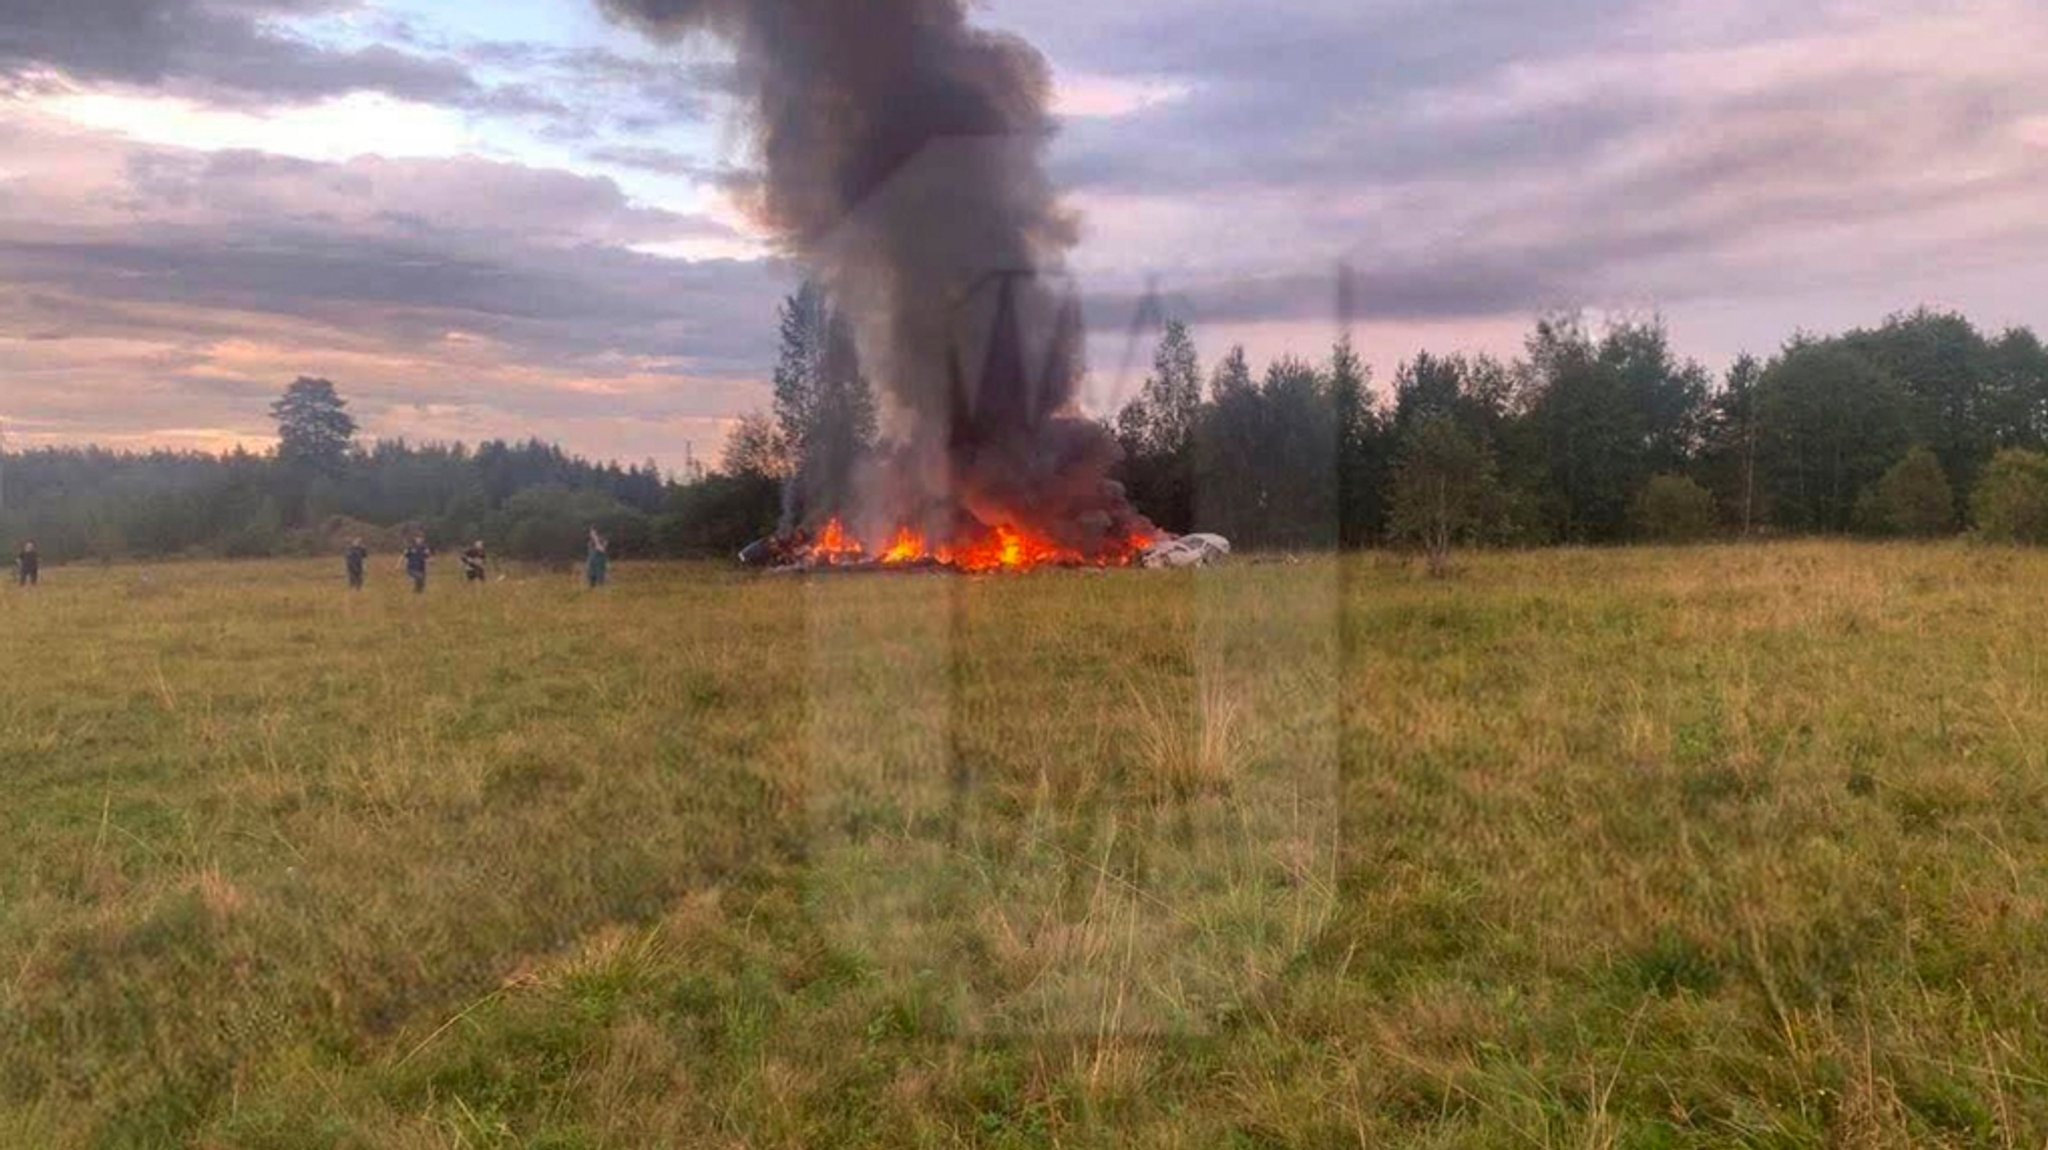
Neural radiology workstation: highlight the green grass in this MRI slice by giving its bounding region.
[4,544,2048,1147]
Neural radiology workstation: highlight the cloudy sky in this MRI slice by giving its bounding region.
[2,0,2045,469]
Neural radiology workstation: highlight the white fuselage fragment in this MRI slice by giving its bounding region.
[1139,533,1232,569]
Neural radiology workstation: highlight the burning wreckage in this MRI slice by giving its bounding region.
[739,521,1230,573]
[601,0,1229,575]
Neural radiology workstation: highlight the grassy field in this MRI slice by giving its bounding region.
[4,544,2048,1148]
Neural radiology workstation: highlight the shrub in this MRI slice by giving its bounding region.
[657,473,784,558]
[1388,416,1496,577]
[1857,446,1955,537]
[1631,475,1717,543]
[1972,448,2048,544]
[484,485,645,561]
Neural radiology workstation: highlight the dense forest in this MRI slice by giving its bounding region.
[0,406,674,564]
[1107,308,2048,555]
[6,298,2048,565]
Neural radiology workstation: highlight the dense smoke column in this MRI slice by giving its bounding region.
[602,0,1151,552]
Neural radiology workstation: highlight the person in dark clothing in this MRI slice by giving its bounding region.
[16,541,37,587]
[345,538,369,590]
[585,528,610,589]
[461,540,488,584]
[403,537,431,593]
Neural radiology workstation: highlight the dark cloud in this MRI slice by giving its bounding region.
[1053,90,1657,195]
[1013,0,1643,96]
[0,0,482,104]
[0,119,792,456]
[107,146,739,248]
[0,0,714,136]
[1034,1,1975,195]
[3,230,769,358]
[1020,0,2048,328]
[1082,113,2048,333]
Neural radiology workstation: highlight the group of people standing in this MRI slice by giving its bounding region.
[346,529,610,592]
[11,531,613,592]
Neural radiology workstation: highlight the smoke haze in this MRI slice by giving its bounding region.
[600,0,1153,553]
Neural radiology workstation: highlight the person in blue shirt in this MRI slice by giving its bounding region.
[403,537,431,593]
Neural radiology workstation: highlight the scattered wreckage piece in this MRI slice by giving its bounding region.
[1138,534,1232,569]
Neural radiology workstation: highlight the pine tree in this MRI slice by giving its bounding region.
[1116,320,1204,532]
[1328,334,1382,546]
[772,282,829,455]
[1137,320,1202,457]
[1195,345,1262,539]
[1211,344,1254,400]
[770,281,877,522]
[271,377,357,476]
[1258,355,1338,548]
[801,306,878,517]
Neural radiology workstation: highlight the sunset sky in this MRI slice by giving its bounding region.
[3,0,2045,470]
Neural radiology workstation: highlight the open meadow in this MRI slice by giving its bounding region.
[4,544,2048,1148]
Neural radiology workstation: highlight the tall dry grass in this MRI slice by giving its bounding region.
[1,543,2045,1146]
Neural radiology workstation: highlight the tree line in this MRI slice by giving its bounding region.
[0,282,880,565]
[7,301,2048,565]
[1106,308,2048,563]
[0,378,671,563]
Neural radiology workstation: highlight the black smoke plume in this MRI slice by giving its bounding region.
[600,0,1154,555]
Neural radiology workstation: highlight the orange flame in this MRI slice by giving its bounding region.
[799,517,1155,572]
[950,524,1063,572]
[880,526,927,565]
[810,518,865,565]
